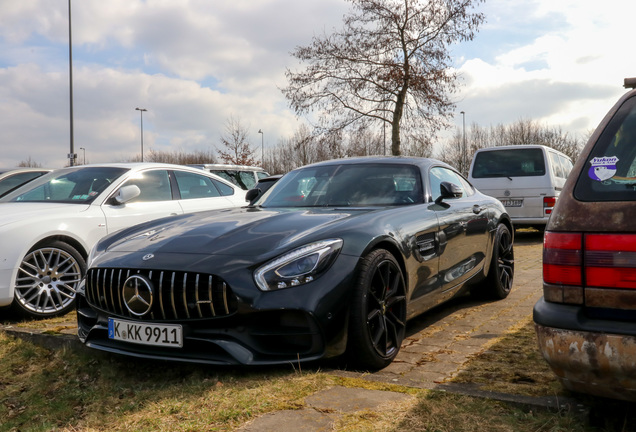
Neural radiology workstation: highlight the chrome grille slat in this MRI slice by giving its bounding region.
[194,274,202,318]
[183,274,190,319]
[170,273,177,318]
[108,268,115,311]
[85,268,237,320]
[208,275,216,316]
[158,271,166,319]
[222,282,229,315]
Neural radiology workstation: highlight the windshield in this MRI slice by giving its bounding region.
[258,163,423,208]
[5,166,129,204]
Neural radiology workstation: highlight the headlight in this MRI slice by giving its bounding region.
[254,239,343,291]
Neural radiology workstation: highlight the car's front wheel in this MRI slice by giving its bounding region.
[12,240,85,318]
[347,249,407,370]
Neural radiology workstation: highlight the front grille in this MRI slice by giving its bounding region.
[85,268,238,320]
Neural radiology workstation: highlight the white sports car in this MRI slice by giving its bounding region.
[0,163,247,318]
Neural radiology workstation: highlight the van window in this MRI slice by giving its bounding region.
[210,169,258,190]
[574,95,636,201]
[549,152,565,178]
[472,148,546,178]
[559,155,573,178]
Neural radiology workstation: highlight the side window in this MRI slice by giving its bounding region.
[212,179,234,196]
[559,155,573,177]
[174,170,222,199]
[256,171,270,180]
[549,152,565,178]
[123,170,172,202]
[429,167,467,202]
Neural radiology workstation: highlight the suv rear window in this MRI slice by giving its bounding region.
[471,148,546,178]
[574,95,636,201]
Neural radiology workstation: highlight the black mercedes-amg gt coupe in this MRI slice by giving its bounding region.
[77,157,514,370]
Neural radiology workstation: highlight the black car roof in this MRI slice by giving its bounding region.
[296,156,448,171]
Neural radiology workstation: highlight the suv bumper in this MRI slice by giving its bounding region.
[533,298,636,401]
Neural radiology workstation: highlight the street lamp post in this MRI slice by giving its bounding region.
[68,0,75,167]
[135,108,147,162]
[460,111,466,174]
[258,129,264,164]
[79,147,85,164]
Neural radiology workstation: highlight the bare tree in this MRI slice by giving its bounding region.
[17,156,42,168]
[143,148,218,165]
[283,0,485,156]
[217,116,258,166]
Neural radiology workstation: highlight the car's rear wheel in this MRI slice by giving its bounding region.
[13,240,85,318]
[476,223,514,299]
[347,249,406,370]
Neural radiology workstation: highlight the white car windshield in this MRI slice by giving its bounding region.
[7,167,129,204]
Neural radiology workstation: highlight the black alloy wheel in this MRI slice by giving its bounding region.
[481,223,515,299]
[348,248,407,370]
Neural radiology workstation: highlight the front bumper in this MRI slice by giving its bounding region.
[77,253,359,365]
[533,297,636,401]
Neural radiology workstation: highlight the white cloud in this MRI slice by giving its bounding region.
[0,0,634,167]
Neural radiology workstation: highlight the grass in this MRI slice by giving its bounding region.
[1,316,634,431]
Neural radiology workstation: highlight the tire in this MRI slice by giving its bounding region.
[347,249,407,370]
[12,240,86,319]
[477,223,514,300]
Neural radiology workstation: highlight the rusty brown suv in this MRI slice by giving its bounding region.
[534,78,636,402]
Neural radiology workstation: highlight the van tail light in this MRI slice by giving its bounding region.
[543,196,557,215]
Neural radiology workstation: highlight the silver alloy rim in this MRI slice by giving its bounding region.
[15,247,81,314]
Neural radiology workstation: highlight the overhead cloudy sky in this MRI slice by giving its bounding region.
[0,0,633,168]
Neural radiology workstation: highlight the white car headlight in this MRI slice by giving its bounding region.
[254,239,343,291]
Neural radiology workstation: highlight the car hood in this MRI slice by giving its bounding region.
[0,202,90,228]
[104,206,369,257]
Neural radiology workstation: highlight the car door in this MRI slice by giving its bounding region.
[428,166,490,296]
[172,170,242,213]
[100,169,183,234]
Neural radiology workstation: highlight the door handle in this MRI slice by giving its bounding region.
[472,205,484,214]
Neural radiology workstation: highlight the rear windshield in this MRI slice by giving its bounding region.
[574,95,636,201]
[471,148,546,178]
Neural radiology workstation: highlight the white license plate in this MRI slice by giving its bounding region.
[108,318,183,348]
[500,199,523,207]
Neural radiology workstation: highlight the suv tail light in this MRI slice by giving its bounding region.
[543,232,636,304]
[543,196,557,215]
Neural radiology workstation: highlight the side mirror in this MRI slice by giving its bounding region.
[245,188,261,203]
[112,185,141,205]
[435,181,463,204]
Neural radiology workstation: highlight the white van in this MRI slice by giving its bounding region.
[468,145,573,229]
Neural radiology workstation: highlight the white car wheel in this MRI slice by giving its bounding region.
[13,241,85,318]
